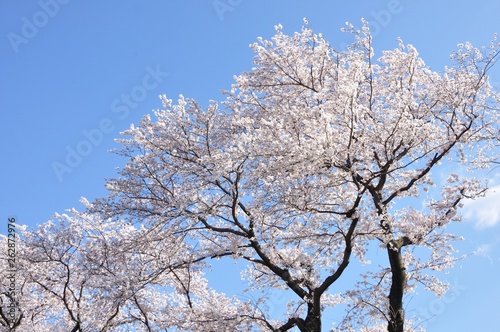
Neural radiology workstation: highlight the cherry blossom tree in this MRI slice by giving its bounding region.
[3,207,257,332]
[8,21,500,331]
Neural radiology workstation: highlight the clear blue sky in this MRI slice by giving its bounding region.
[1,1,499,330]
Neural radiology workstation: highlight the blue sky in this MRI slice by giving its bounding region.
[1,1,499,330]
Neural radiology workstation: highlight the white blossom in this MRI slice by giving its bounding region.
[5,21,500,331]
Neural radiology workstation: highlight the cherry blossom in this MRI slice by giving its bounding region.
[6,21,500,331]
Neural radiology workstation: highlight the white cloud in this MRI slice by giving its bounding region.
[474,243,494,264]
[462,185,500,229]
[473,236,500,264]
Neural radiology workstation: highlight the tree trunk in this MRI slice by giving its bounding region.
[300,302,321,332]
[279,301,321,332]
[386,240,407,332]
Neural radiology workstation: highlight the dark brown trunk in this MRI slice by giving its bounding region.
[277,299,322,332]
[387,240,406,332]
[300,302,321,332]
